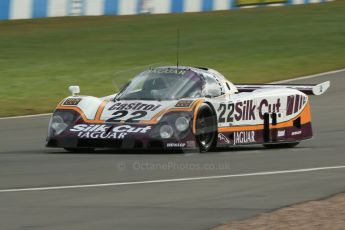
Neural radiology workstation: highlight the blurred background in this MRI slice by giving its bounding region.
[0,0,344,116]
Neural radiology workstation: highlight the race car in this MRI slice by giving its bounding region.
[46,66,330,152]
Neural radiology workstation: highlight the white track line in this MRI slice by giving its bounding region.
[1,165,345,193]
[1,68,344,120]
[272,68,345,84]
[0,113,51,120]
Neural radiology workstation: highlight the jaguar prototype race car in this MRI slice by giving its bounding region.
[46,66,330,152]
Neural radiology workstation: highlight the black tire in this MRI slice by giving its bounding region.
[263,142,299,149]
[64,148,95,153]
[195,104,217,152]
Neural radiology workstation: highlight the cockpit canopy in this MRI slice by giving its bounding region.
[116,68,203,100]
[115,67,233,101]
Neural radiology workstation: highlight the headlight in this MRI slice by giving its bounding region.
[160,125,173,139]
[175,117,189,132]
[51,115,68,135]
[49,111,77,137]
[61,112,74,124]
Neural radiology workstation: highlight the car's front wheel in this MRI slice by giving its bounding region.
[195,104,217,152]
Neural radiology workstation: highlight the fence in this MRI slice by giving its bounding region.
[0,0,331,20]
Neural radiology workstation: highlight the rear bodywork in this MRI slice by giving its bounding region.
[215,88,313,147]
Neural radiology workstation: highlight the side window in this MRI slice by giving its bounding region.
[203,74,223,97]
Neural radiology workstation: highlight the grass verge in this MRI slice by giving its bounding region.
[0,1,344,117]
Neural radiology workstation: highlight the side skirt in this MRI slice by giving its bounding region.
[216,122,313,147]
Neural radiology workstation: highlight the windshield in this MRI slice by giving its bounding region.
[116,68,204,100]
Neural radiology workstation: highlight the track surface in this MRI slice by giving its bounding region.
[0,71,344,230]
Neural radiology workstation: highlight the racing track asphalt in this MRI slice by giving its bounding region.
[0,70,344,230]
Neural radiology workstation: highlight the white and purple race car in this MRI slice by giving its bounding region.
[46,66,329,152]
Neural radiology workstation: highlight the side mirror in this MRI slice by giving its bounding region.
[68,86,80,96]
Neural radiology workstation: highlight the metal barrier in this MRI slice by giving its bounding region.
[0,0,331,21]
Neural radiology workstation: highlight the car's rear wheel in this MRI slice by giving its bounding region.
[263,142,299,149]
[195,104,217,152]
[64,148,95,153]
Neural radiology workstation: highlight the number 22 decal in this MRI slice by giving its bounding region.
[106,111,147,122]
[218,103,234,123]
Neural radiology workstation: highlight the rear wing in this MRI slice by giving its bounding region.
[234,81,330,96]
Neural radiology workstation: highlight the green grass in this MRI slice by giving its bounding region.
[0,1,344,117]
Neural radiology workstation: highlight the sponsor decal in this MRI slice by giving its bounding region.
[291,130,302,136]
[286,95,307,116]
[218,98,281,123]
[234,131,255,145]
[218,133,230,144]
[175,100,194,108]
[109,102,161,111]
[257,99,281,119]
[149,68,186,75]
[167,143,186,148]
[63,98,82,106]
[70,124,151,139]
[106,111,147,123]
[277,130,285,137]
[138,0,153,14]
